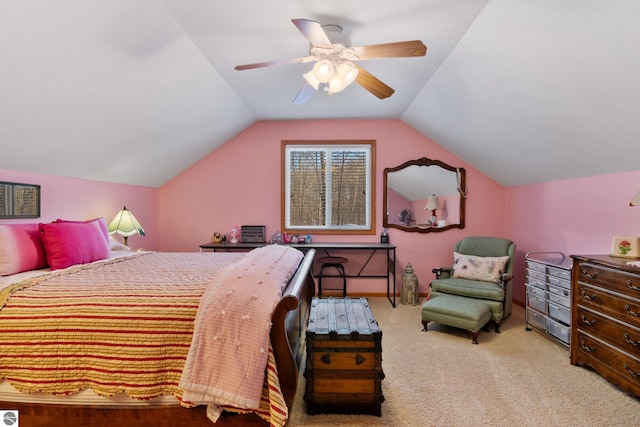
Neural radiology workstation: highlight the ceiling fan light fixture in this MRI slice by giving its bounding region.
[312,60,334,83]
[303,70,321,90]
[337,61,358,86]
[327,61,358,95]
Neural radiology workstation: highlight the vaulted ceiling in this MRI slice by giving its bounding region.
[2,1,639,188]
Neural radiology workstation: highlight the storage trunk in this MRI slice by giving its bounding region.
[304,297,384,416]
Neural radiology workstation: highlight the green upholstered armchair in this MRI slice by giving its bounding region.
[430,236,516,331]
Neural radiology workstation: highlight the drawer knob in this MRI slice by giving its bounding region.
[624,364,640,379]
[581,268,598,279]
[580,340,596,353]
[624,304,640,317]
[624,333,640,347]
[579,288,597,301]
[580,315,596,326]
[627,279,640,292]
[355,354,366,365]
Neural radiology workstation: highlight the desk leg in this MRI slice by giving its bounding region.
[387,247,396,308]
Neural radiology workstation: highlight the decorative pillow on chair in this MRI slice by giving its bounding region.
[39,218,110,270]
[452,252,509,284]
[0,223,48,276]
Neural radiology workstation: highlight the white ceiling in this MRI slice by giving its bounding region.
[1,1,639,188]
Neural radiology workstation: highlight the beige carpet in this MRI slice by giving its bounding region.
[288,298,640,426]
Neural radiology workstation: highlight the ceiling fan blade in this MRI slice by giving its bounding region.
[292,81,316,104]
[351,40,426,60]
[291,18,333,48]
[234,56,315,70]
[355,65,395,99]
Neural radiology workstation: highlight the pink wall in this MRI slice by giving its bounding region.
[158,119,507,296]
[505,169,640,303]
[6,121,637,306]
[0,168,158,251]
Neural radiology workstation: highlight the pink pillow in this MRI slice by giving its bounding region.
[0,223,48,276]
[55,217,110,243]
[39,219,110,270]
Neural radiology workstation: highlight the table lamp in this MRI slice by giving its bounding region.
[424,195,442,226]
[108,206,145,246]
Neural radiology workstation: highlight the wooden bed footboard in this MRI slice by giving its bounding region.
[0,249,317,427]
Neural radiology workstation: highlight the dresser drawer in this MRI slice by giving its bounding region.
[578,262,640,299]
[575,306,640,357]
[573,331,640,396]
[575,283,640,329]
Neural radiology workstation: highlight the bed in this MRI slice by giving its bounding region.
[0,220,316,427]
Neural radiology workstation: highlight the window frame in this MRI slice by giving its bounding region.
[281,140,376,235]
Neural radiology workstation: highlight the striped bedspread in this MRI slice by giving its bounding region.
[0,251,294,425]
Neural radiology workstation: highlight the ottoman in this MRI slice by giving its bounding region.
[421,294,491,344]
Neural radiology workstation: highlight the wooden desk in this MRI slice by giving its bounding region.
[200,242,397,307]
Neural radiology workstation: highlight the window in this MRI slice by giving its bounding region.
[282,140,375,234]
[0,181,41,219]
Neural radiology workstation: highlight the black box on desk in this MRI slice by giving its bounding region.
[241,225,266,243]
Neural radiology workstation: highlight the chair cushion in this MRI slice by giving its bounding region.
[430,277,505,302]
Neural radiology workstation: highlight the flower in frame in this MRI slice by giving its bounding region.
[619,240,632,255]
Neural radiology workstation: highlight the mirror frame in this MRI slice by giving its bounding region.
[383,157,466,233]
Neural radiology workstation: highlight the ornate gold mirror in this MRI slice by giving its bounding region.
[383,158,466,233]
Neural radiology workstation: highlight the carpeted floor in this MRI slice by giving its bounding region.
[287,297,640,426]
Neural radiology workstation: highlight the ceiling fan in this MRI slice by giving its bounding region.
[234,19,427,104]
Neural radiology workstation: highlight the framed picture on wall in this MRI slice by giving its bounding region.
[610,235,640,258]
[0,181,41,219]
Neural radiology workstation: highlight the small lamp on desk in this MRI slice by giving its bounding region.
[108,206,145,246]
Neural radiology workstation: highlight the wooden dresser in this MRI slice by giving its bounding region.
[304,297,384,416]
[570,255,640,396]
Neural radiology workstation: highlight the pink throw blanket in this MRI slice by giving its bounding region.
[180,245,303,412]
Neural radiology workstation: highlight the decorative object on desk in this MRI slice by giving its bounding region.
[400,262,420,305]
[630,189,640,206]
[380,228,389,243]
[424,194,441,227]
[229,225,239,243]
[241,225,266,243]
[107,206,145,246]
[282,232,290,244]
[270,230,283,244]
[212,232,222,243]
[610,235,640,258]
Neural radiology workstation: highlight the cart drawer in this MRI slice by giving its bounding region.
[548,300,570,325]
[547,318,570,344]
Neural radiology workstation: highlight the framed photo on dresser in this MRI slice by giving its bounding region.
[610,235,640,258]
